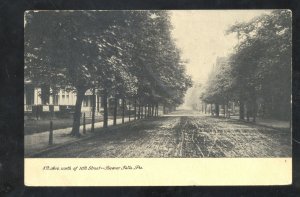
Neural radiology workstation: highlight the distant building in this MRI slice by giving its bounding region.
[214,57,229,72]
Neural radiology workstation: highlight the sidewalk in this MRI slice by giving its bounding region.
[25,117,133,156]
[225,115,290,131]
[24,116,104,135]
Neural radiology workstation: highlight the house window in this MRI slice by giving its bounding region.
[62,95,65,104]
[53,94,59,105]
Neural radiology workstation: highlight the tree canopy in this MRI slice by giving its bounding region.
[24,10,192,135]
[201,10,291,120]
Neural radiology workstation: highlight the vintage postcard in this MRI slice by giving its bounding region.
[24,10,292,186]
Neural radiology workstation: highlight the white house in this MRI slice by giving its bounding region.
[24,81,103,118]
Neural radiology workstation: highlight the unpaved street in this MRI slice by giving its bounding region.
[39,110,291,158]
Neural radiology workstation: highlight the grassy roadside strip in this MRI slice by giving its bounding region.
[25,118,157,158]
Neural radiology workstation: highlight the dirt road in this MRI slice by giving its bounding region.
[38,110,291,158]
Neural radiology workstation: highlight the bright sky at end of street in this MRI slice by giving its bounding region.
[170,10,271,84]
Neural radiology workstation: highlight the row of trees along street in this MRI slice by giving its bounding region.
[200,10,291,122]
[25,11,192,137]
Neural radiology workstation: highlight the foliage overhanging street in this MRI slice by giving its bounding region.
[25,11,192,137]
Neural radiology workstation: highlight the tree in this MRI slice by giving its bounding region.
[227,10,291,120]
[25,11,126,136]
[201,10,291,121]
[122,11,192,115]
[25,10,192,137]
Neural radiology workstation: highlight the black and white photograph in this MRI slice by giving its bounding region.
[24,10,291,160]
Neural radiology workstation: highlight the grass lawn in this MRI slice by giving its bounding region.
[24,116,120,135]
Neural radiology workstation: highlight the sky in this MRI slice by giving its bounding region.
[170,10,271,84]
[170,10,271,109]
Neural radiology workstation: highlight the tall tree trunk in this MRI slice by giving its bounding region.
[97,95,100,113]
[253,104,256,122]
[262,102,265,119]
[113,96,117,125]
[103,90,108,128]
[223,104,226,117]
[246,108,250,121]
[134,99,137,120]
[140,105,143,119]
[239,100,245,120]
[122,98,125,124]
[252,98,257,122]
[138,102,141,119]
[163,105,166,114]
[148,104,151,117]
[91,88,96,132]
[128,99,131,121]
[215,103,219,117]
[246,102,250,122]
[71,87,86,137]
[227,102,230,118]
